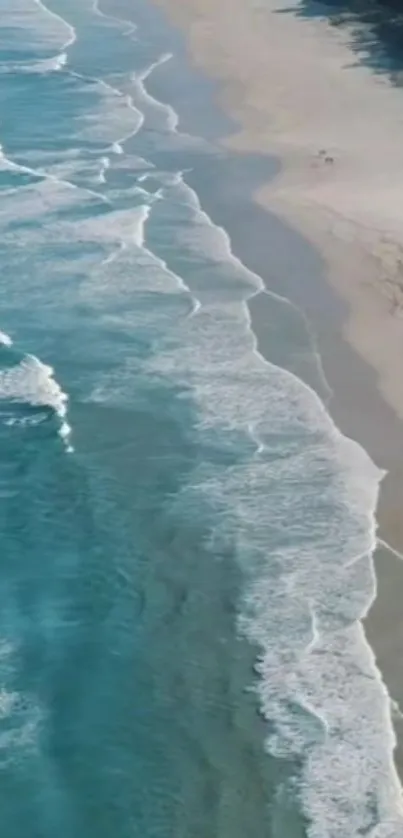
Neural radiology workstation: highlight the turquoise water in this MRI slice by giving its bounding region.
[0,1,402,835]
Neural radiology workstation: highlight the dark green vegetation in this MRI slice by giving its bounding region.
[286,0,403,80]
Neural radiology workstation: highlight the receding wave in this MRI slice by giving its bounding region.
[0,0,75,59]
[0,52,68,75]
[141,165,403,835]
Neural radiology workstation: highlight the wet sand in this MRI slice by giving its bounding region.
[151,0,403,776]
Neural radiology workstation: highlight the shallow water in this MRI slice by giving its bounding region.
[0,1,401,835]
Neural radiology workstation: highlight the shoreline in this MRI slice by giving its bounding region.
[182,150,403,773]
[178,129,403,766]
[148,0,403,782]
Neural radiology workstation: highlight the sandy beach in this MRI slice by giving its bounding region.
[152,0,403,777]
[151,0,403,426]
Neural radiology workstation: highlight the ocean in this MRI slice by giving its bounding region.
[0,1,402,835]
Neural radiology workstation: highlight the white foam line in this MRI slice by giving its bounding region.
[100,240,127,266]
[345,543,380,569]
[187,297,201,318]
[239,357,395,830]
[68,69,145,154]
[247,420,265,455]
[132,204,151,248]
[180,172,334,403]
[0,143,110,206]
[39,6,403,827]
[138,203,201,309]
[34,0,77,50]
[246,299,385,504]
[305,602,321,654]
[295,694,330,738]
[27,354,73,452]
[139,52,174,83]
[12,16,398,821]
[0,352,73,452]
[141,243,200,306]
[131,58,217,154]
[378,537,403,563]
[0,52,68,75]
[92,0,138,39]
[3,6,145,186]
[358,623,403,806]
[110,141,123,156]
[162,174,401,829]
[132,54,179,134]
[54,51,67,70]
[30,2,144,164]
[156,173,380,517]
[251,327,399,832]
[97,155,110,184]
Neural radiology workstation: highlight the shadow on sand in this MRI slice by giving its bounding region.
[279,0,403,83]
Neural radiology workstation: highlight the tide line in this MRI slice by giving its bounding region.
[34,0,77,50]
[0,143,110,206]
[377,537,403,563]
[92,0,138,39]
[68,69,145,154]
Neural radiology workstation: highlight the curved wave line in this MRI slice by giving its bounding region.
[34,0,77,50]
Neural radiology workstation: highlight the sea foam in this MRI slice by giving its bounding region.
[0,0,75,57]
[141,166,403,836]
[0,354,72,450]
[73,27,403,832]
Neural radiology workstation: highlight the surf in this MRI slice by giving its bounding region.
[0,338,72,450]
